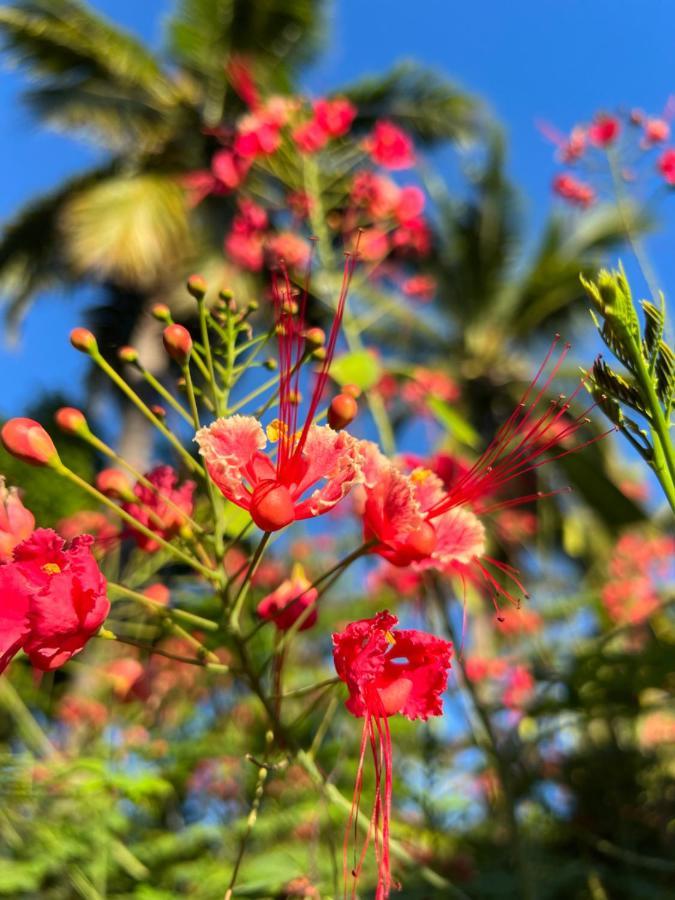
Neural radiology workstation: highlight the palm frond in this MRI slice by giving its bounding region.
[343,61,479,144]
[59,174,192,289]
[508,204,652,334]
[168,0,323,103]
[0,0,179,106]
[0,165,112,334]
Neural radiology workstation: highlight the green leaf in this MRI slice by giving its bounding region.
[330,349,382,391]
[426,396,479,448]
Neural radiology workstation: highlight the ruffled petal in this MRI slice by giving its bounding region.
[0,564,31,672]
[417,506,486,570]
[390,630,453,720]
[290,425,364,519]
[195,416,267,508]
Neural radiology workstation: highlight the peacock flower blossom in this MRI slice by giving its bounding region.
[364,120,415,169]
[266,232,312,270]
[196,255,364,533]
[657,148,675,185]
[643,118,670,146]
[361,338,603,611]
[390,216,431,256]
[56,510,119,555]
[313,97,356,137]
[401,274,436,302]
[122,465,196,553]
[257,562,318,631]
[234,110,282,158]
[350,171,400,220]
[393,186,425,225]
[552,173,595,207]
[588,113,621,147]
[292,118,330,154]
[332,611,453,899]
[0,529,109,673]
[0,477,34,563]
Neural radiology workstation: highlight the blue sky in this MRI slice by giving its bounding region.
[1,0,674,415]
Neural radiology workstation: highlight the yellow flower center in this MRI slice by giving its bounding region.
[41,563,61,575]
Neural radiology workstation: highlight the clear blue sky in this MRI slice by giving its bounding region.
[1,0,674,415]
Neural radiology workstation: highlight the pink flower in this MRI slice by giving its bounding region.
[401,367,459,408]
[357,226,389,261]
[265,231,312,269]
[122,466,195,553]
[350,171,400,219]
[502,665,535,710]
[658,148,675,184]
[588,113,620,147]
[257,563,318,631]
[644,118,670,145]
[56,511,118,555]
[196,255,364,532]
[402,275,436,302]
[0,477,34,562]
[234,111,282,158]
[224,229,265,271]
[332,611,452,899]
[292,118,329,154]
[211,149,253,189]
[394,186,425,224]
[538,121,586,163]
[553,173,595,207]
[391,217,431,256]
[313,97,356,137]
[0,529,109,672]
[364,120,415,170]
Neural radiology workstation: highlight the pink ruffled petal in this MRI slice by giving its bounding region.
[291,426,364,519]
[0,564,30,672]
[417,506,486,570]
[195,416,267,509]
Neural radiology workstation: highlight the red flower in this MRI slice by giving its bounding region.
[552,173,595,207]
[56,510,119,556]
[0,477,34,563]
[364,120,415,170]
[313,97,356,137]
[360,338,602,612]
[266,231,312,270]
[257,563,318,631]
[643,118,670,145]
[292,118,329,154]
[588,113,620,147]
[234,110,282,158]
[0,529,109,672]
[122,466,195,553]
[401,274,436,302]
[332,611,452,898]
[196,255,364,532]
[658,148,675,184]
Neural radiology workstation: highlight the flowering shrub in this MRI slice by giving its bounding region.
[0,14,673,900]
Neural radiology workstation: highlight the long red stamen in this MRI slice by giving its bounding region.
[428,339,606,518]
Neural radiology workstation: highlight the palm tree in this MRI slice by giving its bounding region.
[0,0,479,462]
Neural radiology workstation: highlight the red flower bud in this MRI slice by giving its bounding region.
[187,274,208,300]
[118,346,139,364]
[162,324,193,366]
[54,407,89,435]
[96,468,133,501]
[1,418,60,467]
[70,327,98,354]
[150,404,166,419]
[150,303,171,322]
[327,393,358,430]
[342,383,362,399]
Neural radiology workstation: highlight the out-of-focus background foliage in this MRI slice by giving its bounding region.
[0,2,673,898]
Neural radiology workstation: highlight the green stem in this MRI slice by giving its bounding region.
[229,532,271,633]
[108,582,219,631]
[631,348,675,511]
[97,628,228,672]
[197,298,223,416]
[90,350,203,477]
[135,363,193,425]
[54,464,216,581]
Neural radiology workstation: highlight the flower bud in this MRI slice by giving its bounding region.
[150,303,171,322]
[342,383,362,399]
[117,345,139,364]
[70,327,98,354]
[187,274,208,301]
[1,418,60,467]
[219,287,234,302]
[246,299,259,312]
[162,324,193,366]
[264,358,278,371]
[150,404,166,419]
[96,468,134,501]
[327,393,358,430]
[304,327,326,351]
[54,407,89,436]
